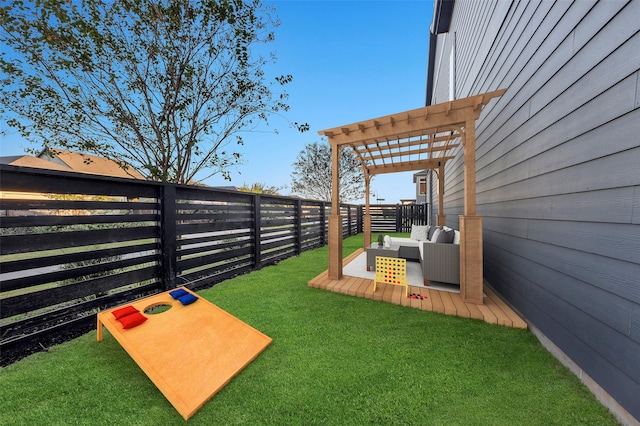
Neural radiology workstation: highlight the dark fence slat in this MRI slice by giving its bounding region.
[175,212,253,222]
[260,218,296,227]
[2,266,159,318]
[179,257,253,287]
[0,282,160,339]
[2,253,158,293]
[1,242,158,273]
[177,246,254,272]
[177,230,252,248]
[0,199,158,212]
[261,248,297,265]
[1,213,158,228]
[1,226,158,255]
[178,239,251,258]
[176,220,253,234]
[176,202,251,212]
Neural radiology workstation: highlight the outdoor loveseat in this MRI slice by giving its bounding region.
[388,225,460,285]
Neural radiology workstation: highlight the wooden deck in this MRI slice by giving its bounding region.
[308,249,527,329]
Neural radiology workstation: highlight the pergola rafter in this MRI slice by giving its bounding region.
[318,89,506,304]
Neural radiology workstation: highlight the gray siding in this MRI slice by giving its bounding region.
[430,0,640,420]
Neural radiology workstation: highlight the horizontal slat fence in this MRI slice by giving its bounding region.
[0,167,162,365]
[369,204,428,232]
[173,186,254,288]
[0,165,367,365]
[369,205,397,232]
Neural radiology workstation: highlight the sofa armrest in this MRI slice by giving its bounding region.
[420,242,460,285]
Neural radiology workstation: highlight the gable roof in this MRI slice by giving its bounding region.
[1,155,73,172]
[2,150,145,179]
[38,150,146,179]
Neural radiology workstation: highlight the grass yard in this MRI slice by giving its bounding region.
[0,235,617,425]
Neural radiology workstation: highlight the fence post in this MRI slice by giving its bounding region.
[347,205,352,236]
[160,184,177,290]
[253,194,262,270]
[320,201,326,246]
[357,205,363,233]
[396,205,401,232]
[296,199,302,255]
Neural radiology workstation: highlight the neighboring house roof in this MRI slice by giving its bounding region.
[400,199,416,205]
[37,150,146,179]
[1,150,145,179]
[213,186,240,192]
[0,156,23,164]
[1,155,72,172]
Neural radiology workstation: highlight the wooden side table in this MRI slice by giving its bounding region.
[366,244,400,271]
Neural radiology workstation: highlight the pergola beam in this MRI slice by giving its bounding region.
[353,142,460,163]
[366,158,456,176]
[318,89,505,147]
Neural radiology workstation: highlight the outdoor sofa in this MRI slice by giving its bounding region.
[388,225,460,285]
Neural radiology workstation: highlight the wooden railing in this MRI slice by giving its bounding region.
[0,165,364,364]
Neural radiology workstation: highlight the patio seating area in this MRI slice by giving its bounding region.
[309,248,527,329]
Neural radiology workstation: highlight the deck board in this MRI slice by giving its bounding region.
[430,290,444,314]
[308,253,527,330]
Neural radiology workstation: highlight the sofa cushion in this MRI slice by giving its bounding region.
[435,227,455,244]
[389,237,420,247]
[410,225,429,241]
[427,226,441,240]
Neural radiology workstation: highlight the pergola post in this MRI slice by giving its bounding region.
[436,163,446,226]
[459,112,483,304]
[363,171,372,248]
[328,145,343,280]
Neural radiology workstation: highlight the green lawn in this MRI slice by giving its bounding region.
[0,235,616,425]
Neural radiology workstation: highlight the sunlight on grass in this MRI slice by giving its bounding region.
[0,235,616,425]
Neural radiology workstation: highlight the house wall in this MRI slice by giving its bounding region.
[429,0,640,421]
[414,171,429,204]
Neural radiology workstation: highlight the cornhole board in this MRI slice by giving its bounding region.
[97,287,272,420]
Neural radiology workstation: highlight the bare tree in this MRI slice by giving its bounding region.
[290,141,366,203]
[0,0,307,183]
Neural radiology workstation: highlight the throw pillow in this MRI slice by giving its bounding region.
[410,225,429,241]
[428,226,442,240]
[429,228,441,242]
[112,305,139,320]
[435,228,455,244]
[453,231,460,244]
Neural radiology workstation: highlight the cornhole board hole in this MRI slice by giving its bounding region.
[97,287,272,420]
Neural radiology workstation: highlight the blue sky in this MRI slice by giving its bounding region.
[1,0,434,204]
[227,0,434,203]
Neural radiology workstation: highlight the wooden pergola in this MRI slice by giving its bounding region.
[318,89,506,304]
